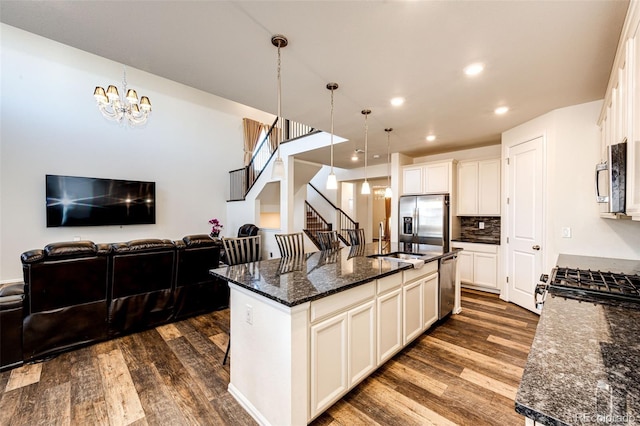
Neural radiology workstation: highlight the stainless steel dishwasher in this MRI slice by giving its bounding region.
[438,253,458,319]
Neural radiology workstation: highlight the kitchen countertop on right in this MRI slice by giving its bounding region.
[515,295,640,425]
[516,254,640,426]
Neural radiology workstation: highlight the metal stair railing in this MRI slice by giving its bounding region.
[304,201,332,250]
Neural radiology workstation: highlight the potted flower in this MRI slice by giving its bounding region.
[209,218,223,238]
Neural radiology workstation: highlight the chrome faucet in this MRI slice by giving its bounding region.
[378,221,385,254]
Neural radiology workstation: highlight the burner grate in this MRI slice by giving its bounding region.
[553,267,640,297]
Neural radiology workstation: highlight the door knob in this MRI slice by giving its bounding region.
[532,245,541,251]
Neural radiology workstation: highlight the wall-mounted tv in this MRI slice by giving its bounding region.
[46,174,156,227]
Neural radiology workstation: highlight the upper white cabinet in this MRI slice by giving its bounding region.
[457,159,501,216]
[402,165,424,195]
[402,160,455,195]
[600,2,640,220]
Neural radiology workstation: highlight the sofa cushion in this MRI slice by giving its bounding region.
[45,241,98,260]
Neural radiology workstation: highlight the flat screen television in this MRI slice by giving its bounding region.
[46,174,156,227]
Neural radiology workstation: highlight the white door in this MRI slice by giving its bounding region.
[507,136,544,312]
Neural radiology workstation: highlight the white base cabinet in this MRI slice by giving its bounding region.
[377,288,402,364]
[452,242,499,289]
[227,259,456,426]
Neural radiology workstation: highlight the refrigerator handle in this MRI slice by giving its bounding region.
[414,208,418,236]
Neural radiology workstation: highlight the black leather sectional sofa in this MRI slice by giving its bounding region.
[0,234,228,371]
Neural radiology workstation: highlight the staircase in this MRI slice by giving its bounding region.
[304,184,360,250]
[303,201,332,249]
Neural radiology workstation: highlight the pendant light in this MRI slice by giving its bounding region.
[326,83,339,190]
[384,128,393,198]
[271,35,288,180]
[361,109,371,195]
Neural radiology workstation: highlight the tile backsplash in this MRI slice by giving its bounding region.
[459,216,501,240]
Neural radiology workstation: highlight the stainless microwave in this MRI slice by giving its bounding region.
[595,141,627,215]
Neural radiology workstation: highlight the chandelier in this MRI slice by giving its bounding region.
[93,67,151,126]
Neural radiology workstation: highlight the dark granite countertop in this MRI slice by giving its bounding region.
[451,237,500,245]
[210,243,452,307]
[516,254,640,426]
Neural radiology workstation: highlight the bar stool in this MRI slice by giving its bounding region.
[221,235,262,365]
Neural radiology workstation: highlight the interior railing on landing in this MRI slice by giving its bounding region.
[228,117,316,201]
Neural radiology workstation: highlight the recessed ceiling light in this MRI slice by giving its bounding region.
[426,135,436,142]
[390,97,405,107]
[494,106,509,115]
[464,63,484,76]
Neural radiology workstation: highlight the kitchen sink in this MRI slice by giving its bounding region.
[368,252,425,261]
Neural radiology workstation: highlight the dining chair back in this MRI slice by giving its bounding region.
[344,228,366,245]
[316,230,339,250]
[275,233,305,257]
[222,235,261,266]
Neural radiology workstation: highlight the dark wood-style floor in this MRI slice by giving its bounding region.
[0,289,539,425]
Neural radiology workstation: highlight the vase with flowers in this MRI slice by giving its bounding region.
[209,218,223,238]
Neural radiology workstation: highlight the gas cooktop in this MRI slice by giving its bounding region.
[548,267,640,306]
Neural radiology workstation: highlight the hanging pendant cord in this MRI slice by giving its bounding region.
[330,88,334,173]
[387,131,391,187]
[364,113,368,181]
[276,43,282,157]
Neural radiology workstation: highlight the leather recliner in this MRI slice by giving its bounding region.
[108,239,176,337]
[174,234,227,320]
[21,241,110,361]
[0,284,25,370]
[238,223,259,238]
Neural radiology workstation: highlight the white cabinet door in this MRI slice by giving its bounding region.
[377,288,402,364]
[402,166,423,195]
[457,161,479,215]
[348,301,376,386]
[422,273,439,330]
[424,162,450,193]
[310,313,348,417]
[478,159,501,215]
[403,279,423,344]
[630,33,640,219]
[474,253,498,288]
[457,251,474,284]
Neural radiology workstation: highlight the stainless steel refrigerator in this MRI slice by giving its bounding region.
[398,194,449,252]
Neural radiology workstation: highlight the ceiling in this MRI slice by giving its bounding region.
[0,1,629,169]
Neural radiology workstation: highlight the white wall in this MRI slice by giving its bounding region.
[503,100,640,272]
[0,24,274,282]
[413,144,501,164]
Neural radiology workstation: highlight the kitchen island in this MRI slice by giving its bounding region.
[515,255,640,426]
[210,243,460,425]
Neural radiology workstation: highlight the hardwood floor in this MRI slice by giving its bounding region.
[0,289,539,425]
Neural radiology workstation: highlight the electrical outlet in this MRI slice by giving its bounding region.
[562,227,572,238]
[245,304,253,325]
[478,222,485,230]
